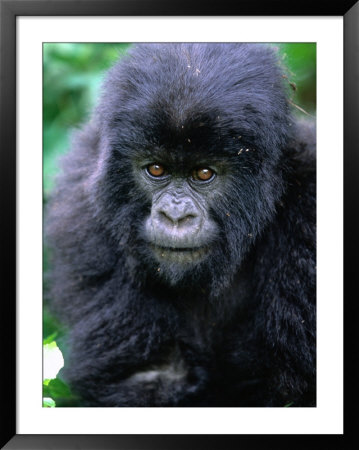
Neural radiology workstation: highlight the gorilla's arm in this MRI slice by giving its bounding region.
[253,119,316,405]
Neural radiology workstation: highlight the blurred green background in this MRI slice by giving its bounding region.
[43,43,131,196]
[42,42,316,407]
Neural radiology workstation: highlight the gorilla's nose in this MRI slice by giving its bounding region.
[151,195,203,243]
[156,205,200,230]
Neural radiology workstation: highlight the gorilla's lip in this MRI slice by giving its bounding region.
[154,245,204,252]
[150,244,209,263]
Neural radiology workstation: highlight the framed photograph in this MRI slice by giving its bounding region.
[1,0,357,448]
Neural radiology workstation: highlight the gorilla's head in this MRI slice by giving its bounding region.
[89,44,291,291]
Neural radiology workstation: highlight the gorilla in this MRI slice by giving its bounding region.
[45,43,316,407]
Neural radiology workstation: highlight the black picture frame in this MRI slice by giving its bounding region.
[1,1,358,449]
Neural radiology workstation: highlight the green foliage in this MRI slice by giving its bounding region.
[43,309,64,340]
[43,378,72,400]
[277,43,316,114]
[42,334,78,407]
[43,43,131,195]
[43,397,56,408]
[43,376,80,407]
[43,331,57,346]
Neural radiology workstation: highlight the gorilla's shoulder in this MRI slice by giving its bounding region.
[283,118,316,191]
[288,118,316,165]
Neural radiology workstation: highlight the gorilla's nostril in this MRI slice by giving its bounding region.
[179,214,196,225]
[158,211,175,226]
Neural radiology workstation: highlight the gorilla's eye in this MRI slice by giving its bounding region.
[147,163,166,178]
[192,167,215,182]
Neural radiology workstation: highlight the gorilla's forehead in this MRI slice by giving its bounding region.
[112,100,259,166]
[134,143,229,171]
[130,109,240,164]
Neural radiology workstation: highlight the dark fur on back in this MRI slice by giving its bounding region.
[46,44,316,407]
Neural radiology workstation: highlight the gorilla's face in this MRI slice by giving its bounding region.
[119,110,267,288]
[139,160,219,265]
[126,131,230,287]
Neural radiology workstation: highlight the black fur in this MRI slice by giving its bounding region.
[45,43,316,407]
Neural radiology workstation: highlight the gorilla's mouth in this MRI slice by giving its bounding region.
[151,244,208,264]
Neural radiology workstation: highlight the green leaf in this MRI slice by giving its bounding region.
[43,332,58,345]
[43,376,80,406]
[43,382,51,397]
[47,377,73,399]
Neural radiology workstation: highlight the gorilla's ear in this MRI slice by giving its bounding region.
[68,121,112,206]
